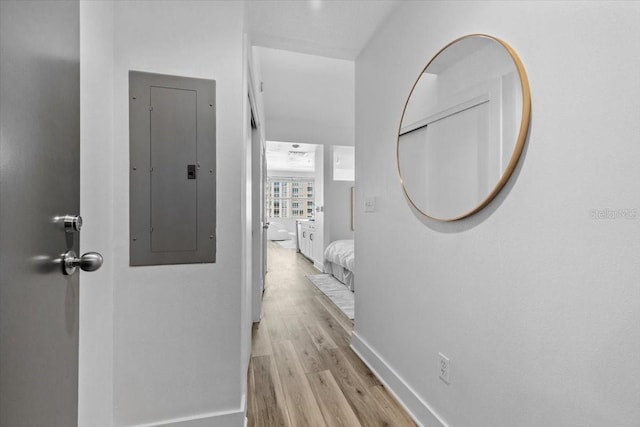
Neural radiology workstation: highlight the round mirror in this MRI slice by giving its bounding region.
[397,34,531,221]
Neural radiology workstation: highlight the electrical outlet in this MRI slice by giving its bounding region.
[438,353,450,384]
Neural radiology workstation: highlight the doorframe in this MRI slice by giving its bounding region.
[245,45,266,324]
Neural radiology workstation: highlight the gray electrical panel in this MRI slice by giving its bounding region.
[129,71,216,266]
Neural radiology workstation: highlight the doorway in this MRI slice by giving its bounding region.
[264,141,320,272]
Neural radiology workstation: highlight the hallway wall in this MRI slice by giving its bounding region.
[324,149,354,243]
[110,1,245,425]
[354,1,640,426]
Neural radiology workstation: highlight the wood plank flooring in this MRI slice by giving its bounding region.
[247,242,416,427]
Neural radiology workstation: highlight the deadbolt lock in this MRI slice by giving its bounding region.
[60,215,83,233]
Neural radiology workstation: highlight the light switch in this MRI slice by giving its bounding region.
[364,196,376,213]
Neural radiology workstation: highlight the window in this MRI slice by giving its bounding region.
[267,177,314,219]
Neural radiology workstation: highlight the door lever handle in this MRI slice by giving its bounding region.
[62,250,103,275]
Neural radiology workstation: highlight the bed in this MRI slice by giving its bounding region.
[323,239,354,291]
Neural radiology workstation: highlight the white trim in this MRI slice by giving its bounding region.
[245,34,267,327]
[351,331,450,427]
[240,393,246,418]
[240,33,253,410]
[400,94,490,136]
[246,41,261,130]
[132,406,245,427]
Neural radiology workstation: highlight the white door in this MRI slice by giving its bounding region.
[0,1,102,425]
[261,144,268,279]
[251,112,266,322]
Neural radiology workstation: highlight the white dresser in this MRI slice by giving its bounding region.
[296,220,316,261]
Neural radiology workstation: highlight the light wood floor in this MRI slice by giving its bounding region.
[247,242,416,427]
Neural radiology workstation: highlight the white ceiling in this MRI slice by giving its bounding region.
[250,1,401,173]
[256,46,355,145]
[245,0,402,60]
[266,141,318,172]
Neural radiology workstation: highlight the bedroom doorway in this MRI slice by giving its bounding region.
[264,141,320,270]
[264,143,355,319]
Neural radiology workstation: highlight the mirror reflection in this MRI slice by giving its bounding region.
[398,35,530,221]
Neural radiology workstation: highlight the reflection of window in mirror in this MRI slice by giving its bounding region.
[332,145,354,181]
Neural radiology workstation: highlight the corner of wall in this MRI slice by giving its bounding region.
[79,0,115,425]
[351,332,447,427]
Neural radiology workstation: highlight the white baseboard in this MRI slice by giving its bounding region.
[134,404,245,427]
[351,331,450,427]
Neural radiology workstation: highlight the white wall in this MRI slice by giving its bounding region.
[112,1,246,425]
[354,2,640,427]
[324,178,353,242]
[79,1,115,425]
[325,145,354,242]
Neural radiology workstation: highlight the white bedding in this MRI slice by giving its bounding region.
[324,240,354,271]
[324,239,355,291]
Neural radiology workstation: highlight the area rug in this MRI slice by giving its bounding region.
[306,274,354,319]
[276,239,297,249]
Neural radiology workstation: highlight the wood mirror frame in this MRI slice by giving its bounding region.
[397,34,531,221]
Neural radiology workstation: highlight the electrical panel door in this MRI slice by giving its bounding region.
[129,71,216,266]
